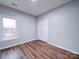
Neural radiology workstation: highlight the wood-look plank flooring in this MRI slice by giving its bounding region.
[0,40,79,59]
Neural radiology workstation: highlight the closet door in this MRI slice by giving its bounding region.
[0,14,3,40]
[37,19,48,41]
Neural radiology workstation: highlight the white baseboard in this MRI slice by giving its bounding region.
[0,39,79,55]
[0,39,36,50]
[45,41,79,55]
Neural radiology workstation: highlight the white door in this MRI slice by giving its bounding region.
[0,14,3,40]
[37,19,48,41]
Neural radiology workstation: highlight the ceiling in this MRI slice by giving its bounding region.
[0,0,71,16]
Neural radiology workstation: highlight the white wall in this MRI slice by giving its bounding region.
[37,0,79,53]
[0,5,37,49]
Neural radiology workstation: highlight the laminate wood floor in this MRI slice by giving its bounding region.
[0,40,79,59]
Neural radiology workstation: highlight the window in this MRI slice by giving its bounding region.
[2,17,17,40]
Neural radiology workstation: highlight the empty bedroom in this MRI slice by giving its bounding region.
[0,0,79,59]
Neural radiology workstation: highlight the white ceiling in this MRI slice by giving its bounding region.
[0,0,71,16]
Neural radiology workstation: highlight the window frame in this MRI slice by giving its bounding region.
[0,14,18,41]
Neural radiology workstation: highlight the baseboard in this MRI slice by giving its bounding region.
[34,39,79,55]
[0,39,36,50]
[45,41,79,55]
[0,39,79,55]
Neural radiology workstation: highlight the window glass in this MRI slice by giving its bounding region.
[3,17,17,40]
